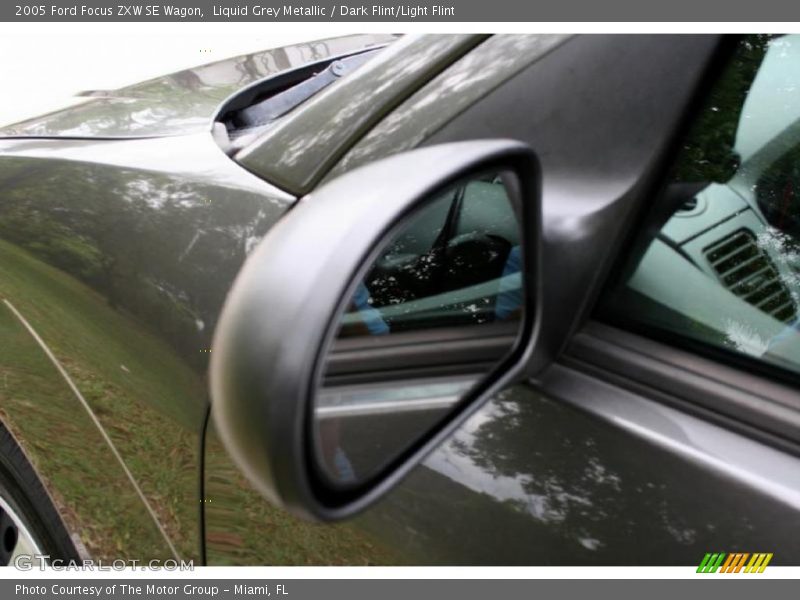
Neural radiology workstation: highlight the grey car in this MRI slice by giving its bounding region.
[0,33,798,567]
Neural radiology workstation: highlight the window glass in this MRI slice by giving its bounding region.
[600,35,800,376]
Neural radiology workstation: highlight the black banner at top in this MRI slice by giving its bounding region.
[4,0,800,21]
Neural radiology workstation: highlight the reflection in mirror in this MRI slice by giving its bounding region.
[313,172,525,488]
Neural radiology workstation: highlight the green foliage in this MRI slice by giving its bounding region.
[672,34,773,183]
[0,210,104,282]
[0,239,202,559]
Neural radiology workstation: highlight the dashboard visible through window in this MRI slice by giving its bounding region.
[599,34,800,377]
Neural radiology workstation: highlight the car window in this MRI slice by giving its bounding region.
[599,35,800,376]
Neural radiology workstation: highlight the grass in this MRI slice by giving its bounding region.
[0,238,202,559]
[0,239,399,564]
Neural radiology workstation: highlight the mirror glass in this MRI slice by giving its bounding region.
[312,172,526,488]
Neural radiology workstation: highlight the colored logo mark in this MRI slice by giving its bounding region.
[697,553,773,573]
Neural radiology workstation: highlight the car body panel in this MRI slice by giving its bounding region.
[2,33,800,566]
[325,34,571,183]
[0,35,393,139]
[0,300,175,560]
[0,132,293,560]
[352,377,800,564]
[236,34,487,195]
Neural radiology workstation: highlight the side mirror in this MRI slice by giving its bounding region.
[210,141,540,520]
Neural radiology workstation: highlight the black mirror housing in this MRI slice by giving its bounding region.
[210,140,541,521]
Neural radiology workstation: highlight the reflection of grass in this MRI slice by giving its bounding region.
[0,239,399,564]
[0,284,177,559]
[205,428,402,565]
[0,238,202,559]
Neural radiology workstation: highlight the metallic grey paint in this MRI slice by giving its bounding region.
[237,34,486,195]
[0,34,798,566]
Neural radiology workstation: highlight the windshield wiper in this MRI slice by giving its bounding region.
[230,49,381,132]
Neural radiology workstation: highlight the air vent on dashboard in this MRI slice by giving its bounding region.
[704,229,797,323]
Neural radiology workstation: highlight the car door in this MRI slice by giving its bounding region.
[205,34,800,565]
[336,34,800,565]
